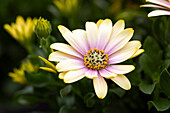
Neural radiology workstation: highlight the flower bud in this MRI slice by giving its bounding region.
[34,17,52,38]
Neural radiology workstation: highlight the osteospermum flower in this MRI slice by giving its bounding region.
[49,19,144,99]
[141,0,170,17]
[9,60,38,84]
[4,16,37,51]
[53,0,78,15]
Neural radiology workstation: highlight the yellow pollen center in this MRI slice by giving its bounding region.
[84,48,109,70]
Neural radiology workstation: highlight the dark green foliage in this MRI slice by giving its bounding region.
[1,0,170,113]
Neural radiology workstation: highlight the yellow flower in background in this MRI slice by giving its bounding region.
[4,16,37,47]
[39,56,57,74]
[9,60,38,84]
[53,0,78,15]
[109,0,139,14]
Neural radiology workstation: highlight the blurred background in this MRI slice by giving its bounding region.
[0,0,169,113]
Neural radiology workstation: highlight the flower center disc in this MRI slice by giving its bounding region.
[84,48,108,70]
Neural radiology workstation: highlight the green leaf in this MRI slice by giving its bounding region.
[109,87,126,98]
[16,86,34,95]
[143,36,163,65]
[127,70,141,86]
[59,105,77,113]
[25,71,57,87]
[139,81,157,94]
[57,96,75,107]
[84,93,95,107]
[17,95,41,105]
[139,54,157,75]
[139,36,163,79]
[148,98,170,111]
[160,69,170,96]
[60,85,72,98]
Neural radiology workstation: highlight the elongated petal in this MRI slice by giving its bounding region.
[4,24,18,39]
[59,72,67,79]
[111,74,131,90]
[109,48,138,64]
[64,68,88,83]
[109,41,141,56]
[50,43,83,59]
[58,25,70,34]
[140,4,166,9]
[25,17,33,38]
[93,75,108,99]
[106,65,135,74]
[130,49,144,58]
[58,26,85,55]
[86,22,98,49]
[56,59,85,72]
[105,28,134,55]
[148,10,170,17]
[96,19,103,28]
[49,51,80,62]
[111,20,125,38]
[16,16,25,25]
[123,40,141,49]
[39,56,56,71]
[146,0,170,8]
[85,70,98,79]
[39,67,57,73]
[97,19,112,50]
[99,69,117,79]
[72,29,89,54]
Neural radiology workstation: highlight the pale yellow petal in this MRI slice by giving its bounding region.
[58,25,71,34]
[96,19,103,28]
[105,28,134,55]
[93,75,108,99]
[106,65,135,74]
[111,74,131,90]
[50,43,83,59]
[64,68,87,83]
[130,49,144,58]
[111,19,125,38]
[48,51,79,62]
[109,47,138,64]
[59,72,67,79]
[97,19,112,50]
[56,59,85,72]
[148,10,170,17]
[86,22,98,49]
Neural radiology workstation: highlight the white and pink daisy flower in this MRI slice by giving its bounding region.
[141,0,170,17]
[49,19,144,99]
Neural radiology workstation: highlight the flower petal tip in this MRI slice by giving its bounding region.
[119,19,125,22]
[132,66,135,71]
[38,56,44,60]
[105,18,111,22]
[98,96,105,99]
[139,5,144,8]
[63,79,69,83]
[126,87,131,90]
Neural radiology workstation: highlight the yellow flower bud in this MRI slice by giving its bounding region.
[34,17,52,38]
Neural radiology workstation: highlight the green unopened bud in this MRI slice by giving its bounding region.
[34,17,52,38]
